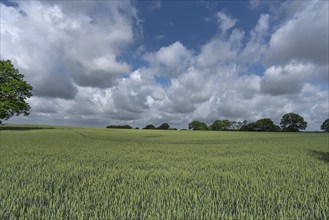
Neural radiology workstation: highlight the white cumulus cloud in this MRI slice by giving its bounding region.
[266,0,328,66]
[144,41,193,77]
[0,1,136,97]
[260,62,315,95]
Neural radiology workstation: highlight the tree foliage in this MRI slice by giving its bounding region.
[280,113,307,132]
[0,60,33,123]
[143,124,156,129]
[188,120,208,130]
[240,118,280,131]
[320,118,329,132]
[229,121,245,130]
[106,125,132,129]
[255,118,277,131]
[210,120,231,131]
[240,122,258,131]
[157,123,170,130]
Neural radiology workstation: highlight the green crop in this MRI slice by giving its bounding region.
[0,125,328,219]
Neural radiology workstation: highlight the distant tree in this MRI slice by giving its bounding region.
[240,118,279,132]
[280,113,307,132]
[221,120,231,130]
[210,120,231,131]
[229,121,243,130]
[320,118,329,132]
[240,122,258,131]
[106,125,132,129]
[143,124,156,129]
[0,60,33,124]
[157,123,170,130]
[255,118,276,131]
[188,120,208,130]
[274,125,282,132]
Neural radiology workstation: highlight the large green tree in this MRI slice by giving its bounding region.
[280,113,307,132]
[143,124,156,129]
[188,120,208,130]
[157,123,170,130]
[210,120,231,131]
[320,118,329,132]
[255,118,277,131]
[0,60,33,124]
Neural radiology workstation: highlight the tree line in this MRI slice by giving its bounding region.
[142,123,177,130]
[106,123,178,130]
[189,113,329,132]
[106,113,329,132]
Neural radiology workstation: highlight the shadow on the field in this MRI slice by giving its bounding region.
[0,126,54,131]
[309,150,329,163]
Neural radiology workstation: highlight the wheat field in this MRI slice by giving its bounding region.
[0,125,328,219]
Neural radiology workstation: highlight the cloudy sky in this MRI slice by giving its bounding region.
[1,0,328,130]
